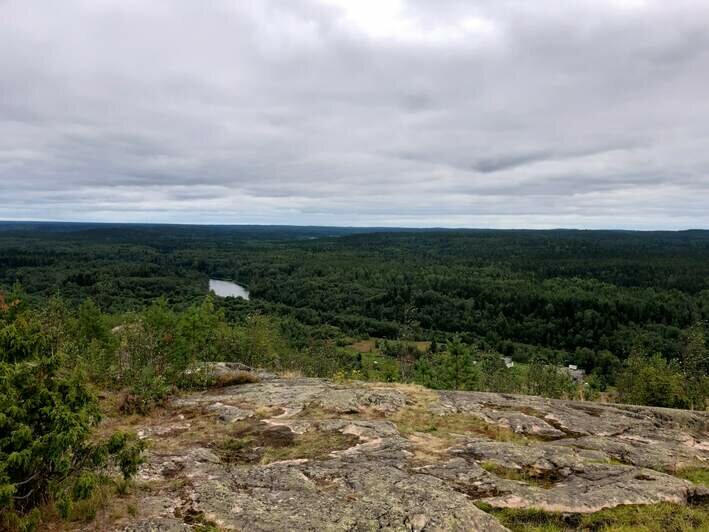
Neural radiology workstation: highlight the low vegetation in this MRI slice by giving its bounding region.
[391,408,528,443]
[480,462,559,489]
[674,468,709,487]
[214,422,359,465]
[475,501,709,532]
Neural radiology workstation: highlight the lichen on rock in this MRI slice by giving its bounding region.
[105,377,708,531]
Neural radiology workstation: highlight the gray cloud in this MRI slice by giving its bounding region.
[1,0,709,228]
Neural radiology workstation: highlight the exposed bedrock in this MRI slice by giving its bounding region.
[111,378,707,531]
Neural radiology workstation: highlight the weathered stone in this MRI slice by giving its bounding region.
[102,378,708,531]
[481,464,703,513]
[206,402,253,423]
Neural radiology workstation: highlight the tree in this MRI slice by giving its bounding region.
[680,324,709,410]
[615,351,686,408]
[526,355,575,399]
[77,298,108,344]
[447,337,466,390]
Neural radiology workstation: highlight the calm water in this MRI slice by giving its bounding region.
[209,279,249,299]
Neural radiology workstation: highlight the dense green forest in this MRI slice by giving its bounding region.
[1,222,708,528]
[3,223,709,362]
[2,222,708,403]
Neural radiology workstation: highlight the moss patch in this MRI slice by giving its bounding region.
[261,430,360,463]
[214,421,359,464]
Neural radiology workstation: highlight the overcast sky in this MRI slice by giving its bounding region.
[2,0,709,228]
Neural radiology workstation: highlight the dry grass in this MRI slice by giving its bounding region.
[349,339,377,353]
[24,479,138,532]
[213,370,259,387]
[407,432,455,463]
[278,369,305,379]
[348,338,432,354]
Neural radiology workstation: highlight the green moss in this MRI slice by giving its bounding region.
[476,501,709,532]
[215,436,255,463]
[214,422,359,465]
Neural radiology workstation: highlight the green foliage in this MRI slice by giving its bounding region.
[526,356,576,399]
[120,367,173,415]
[674,467,709,487]
[680,325,709,410]
[0,302,143,529]
[615,351,688,408]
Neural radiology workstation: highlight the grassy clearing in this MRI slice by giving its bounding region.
[349,338,432,354]
[476,501,709,532]
[359,351,400,381]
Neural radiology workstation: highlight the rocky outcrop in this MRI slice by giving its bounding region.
[108,378,708,531]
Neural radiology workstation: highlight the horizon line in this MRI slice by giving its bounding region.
[0,219,708,233]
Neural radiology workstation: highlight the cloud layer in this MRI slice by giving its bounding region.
[2,0,709,228]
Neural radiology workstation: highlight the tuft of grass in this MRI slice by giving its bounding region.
[67,478,134,524]
[214,370,259,387]
[278,369,304,379]
[215,436,256,463]
[476,501,709,532]
[673,467,709,487]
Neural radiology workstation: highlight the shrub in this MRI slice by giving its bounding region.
[119,366,174,415]
[0,301,144,529]
[0,355,144,529]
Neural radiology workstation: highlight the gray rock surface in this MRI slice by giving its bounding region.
[103,378,708,531]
